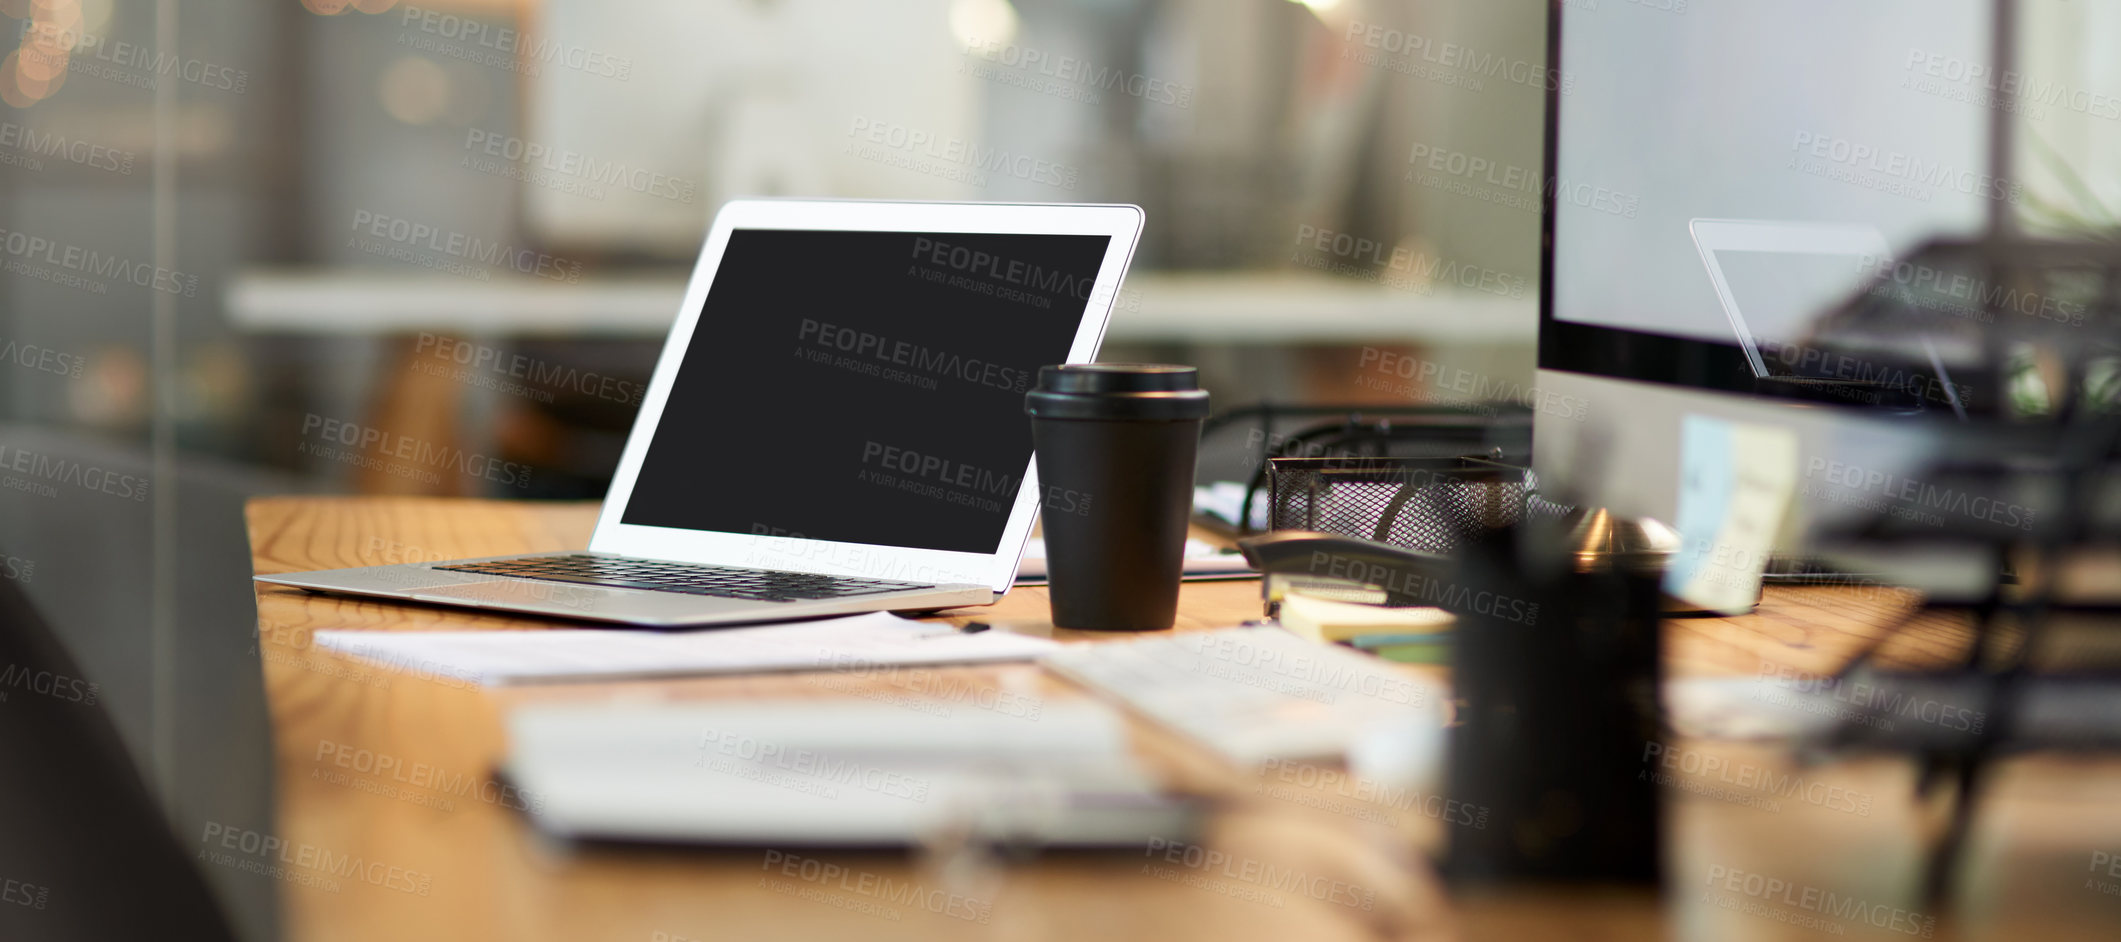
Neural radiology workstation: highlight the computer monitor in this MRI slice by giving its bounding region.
[1534,0,2003,587]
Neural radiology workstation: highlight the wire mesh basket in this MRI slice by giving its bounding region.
[1267,456,1566,554]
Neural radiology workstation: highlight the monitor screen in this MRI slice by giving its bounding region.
[1550,0,1993,351]
[620,228,1111,554]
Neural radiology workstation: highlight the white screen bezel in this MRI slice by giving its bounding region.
[1688,218,1891,377]
[588,199,1144,593]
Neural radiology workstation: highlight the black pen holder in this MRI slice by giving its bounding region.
[1443,521,1664,887]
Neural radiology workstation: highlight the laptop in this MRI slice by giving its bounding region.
[259,199,1145,626]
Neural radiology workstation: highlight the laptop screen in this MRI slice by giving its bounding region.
[620,228,1113,555]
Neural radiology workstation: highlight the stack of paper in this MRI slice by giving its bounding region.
[311,612,1058,686]
[1276,595,1456,644]
[1014,536,1254,582]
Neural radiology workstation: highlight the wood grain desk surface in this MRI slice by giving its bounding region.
[244,497,2121,942]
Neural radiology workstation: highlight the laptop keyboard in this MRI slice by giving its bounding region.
[434,555,934,602]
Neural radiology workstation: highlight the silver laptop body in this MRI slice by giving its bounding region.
[257,199,1144,627]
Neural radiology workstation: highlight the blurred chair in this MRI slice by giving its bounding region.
[0,575,237,942]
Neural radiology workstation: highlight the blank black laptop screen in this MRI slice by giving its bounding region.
[619,228,1112,554]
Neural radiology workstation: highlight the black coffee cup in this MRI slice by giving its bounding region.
[1025,364,1210,630]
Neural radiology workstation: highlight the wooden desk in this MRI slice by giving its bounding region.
[245,498,2121,942]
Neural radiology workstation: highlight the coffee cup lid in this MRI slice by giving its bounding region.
[1025,364,1210,420]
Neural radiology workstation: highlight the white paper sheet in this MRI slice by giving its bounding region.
[1014,536,1254,582]
[311,612,1057,686]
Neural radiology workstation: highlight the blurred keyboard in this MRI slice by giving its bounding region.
[1041,627,1438,765]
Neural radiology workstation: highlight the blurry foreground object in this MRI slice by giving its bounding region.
[1799,235,2121,904]
[0,576,237,942]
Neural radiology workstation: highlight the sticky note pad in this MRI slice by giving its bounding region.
[1665,414,1799,614]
